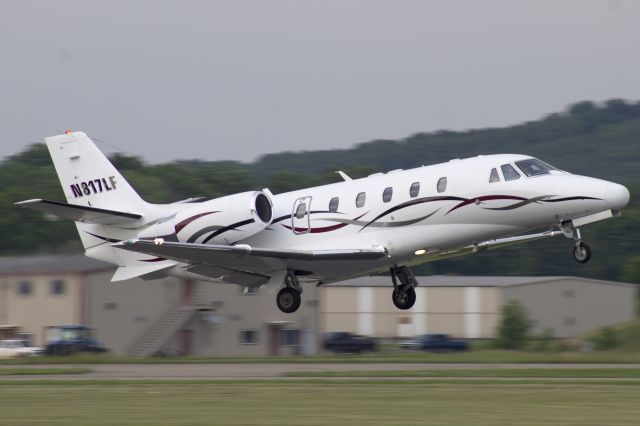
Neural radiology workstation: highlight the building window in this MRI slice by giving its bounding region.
[563,317,576,326]
[409,182,420,198]
[328,197,339,212]
[280,329,300,346]
[562,289,575,298]
[382,187,393,203]
[437,177,447,193]
[240,329,259,344]
[355,192,366,208]
[489,168,500,183]
[50,279,66,295]
[17,281,32,296]
[103,302,118,310]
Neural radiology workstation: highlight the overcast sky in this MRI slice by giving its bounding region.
[1,0,639,163]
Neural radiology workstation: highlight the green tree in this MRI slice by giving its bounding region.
[497,300,533,349]
[592,326,619,350]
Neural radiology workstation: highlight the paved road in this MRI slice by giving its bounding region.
[2,363,640,381]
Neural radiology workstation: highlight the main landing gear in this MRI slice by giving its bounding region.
[390,266,418,310]
[561,221,592,264]
[276,271,302,313]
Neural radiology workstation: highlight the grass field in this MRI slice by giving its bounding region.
[0,367,91,376]
[1,380,639,425]
[4,350,640,365]
[285,368,640,379]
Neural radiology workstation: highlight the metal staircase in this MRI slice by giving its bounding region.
[128,305,198,356]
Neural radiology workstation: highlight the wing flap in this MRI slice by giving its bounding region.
[112,240,388,277]
[15,199,142,225]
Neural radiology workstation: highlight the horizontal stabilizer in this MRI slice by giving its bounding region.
[15,199,142,225]
[111,262,176,282]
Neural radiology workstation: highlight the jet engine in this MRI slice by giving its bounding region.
[138,191,273,245]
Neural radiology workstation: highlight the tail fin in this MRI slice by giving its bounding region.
[16,131,177,280]
[45,131,147,211]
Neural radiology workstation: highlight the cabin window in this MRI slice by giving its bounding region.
[355,192,366,208]
[295,202,307,219]
[328,197,339,212]
[515,158,555,177]
[409,182,420,198]
[436,177,447,193]
[501,164,521,181]
[382,187,393,203]
[489,168,500,183]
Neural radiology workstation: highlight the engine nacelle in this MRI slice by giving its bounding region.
[138,191,273,245]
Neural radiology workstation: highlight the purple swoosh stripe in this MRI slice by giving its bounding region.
[282,213,367,233]
[447,195,527,214]
[174,211,219,234]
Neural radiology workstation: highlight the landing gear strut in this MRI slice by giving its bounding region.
[561,221,592,264]
[276,271,302,313]
[390,266,418,310]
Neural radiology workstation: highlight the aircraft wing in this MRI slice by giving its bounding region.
[112,239,388,284]
[416,229,563,264]
[15,199,142,225]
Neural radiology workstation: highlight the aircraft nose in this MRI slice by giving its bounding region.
[604,182,630,210]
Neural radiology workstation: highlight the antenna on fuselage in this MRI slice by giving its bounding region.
[335,171,352,181]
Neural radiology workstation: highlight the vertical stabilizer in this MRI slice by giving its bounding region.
[45,131,146,212]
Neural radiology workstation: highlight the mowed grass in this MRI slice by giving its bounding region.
[0,367,91,376]
[1,380,639,425]
[5,350,640,365]
[286,368,640,379]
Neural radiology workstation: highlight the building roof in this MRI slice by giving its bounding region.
[0,255,113,276]
[327,275,637,289]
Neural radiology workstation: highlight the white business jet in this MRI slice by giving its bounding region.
[16,131,630,313]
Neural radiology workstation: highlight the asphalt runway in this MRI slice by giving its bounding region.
[2,363,640,381]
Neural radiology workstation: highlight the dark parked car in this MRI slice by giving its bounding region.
[44,325,108,355]
[399,334,469,352]
[323,332,377,354]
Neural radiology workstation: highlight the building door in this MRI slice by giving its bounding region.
[268,325,280,356]
[182,280,194,305]
[181,329,193,356]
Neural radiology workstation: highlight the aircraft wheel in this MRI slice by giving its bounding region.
[392,287,416,310]
[573,242,591,263]
[277,287,302,313]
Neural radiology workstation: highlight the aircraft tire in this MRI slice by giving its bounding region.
[392,287,416,310]
[573,242,591,263]
[276,287,302,313]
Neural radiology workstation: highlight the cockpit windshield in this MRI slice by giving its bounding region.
[515,158,557,177]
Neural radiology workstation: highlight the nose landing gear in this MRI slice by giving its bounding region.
[561,221,592,264]
[390,266,418,310]
[573,242,591,263]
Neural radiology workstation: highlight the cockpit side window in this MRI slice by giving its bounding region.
[489,168,500,183]
[515,158,556,177]
[501,164,521,181]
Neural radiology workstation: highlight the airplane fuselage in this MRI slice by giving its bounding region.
[237,153,627,282]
